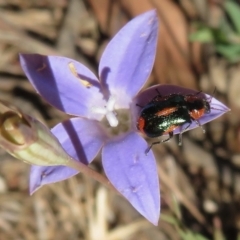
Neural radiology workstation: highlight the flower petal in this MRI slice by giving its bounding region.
[99,10,159,108]
[30,118,107,194]
[20,54,106,120]
[132,84,230,134]
[29,165,77,194]
[102,132,160,225]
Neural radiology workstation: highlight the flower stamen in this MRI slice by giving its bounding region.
[106,112,118,127]
[106,95,116,111]
[68,62,92,88]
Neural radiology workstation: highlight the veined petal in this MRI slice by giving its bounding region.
[29,165,78,194]
[20,54,106,120]
[102,131,160,225]
[29,118,108,194]
[99,10,159,108]
[51,118,107,164]
[132,84,230,134]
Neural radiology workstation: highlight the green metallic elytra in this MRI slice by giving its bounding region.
[138,103,191,138]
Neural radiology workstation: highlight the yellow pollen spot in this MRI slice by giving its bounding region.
[68,62,92,88]
[37,63,46,72]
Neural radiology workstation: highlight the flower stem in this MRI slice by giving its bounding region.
[67,158,118,193]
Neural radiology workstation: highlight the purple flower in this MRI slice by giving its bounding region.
[19,8,230,225]
[20,10,160,225]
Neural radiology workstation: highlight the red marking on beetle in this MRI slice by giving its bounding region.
[189,108,205,120]
[137,117,145,133]
[155,107,177,117]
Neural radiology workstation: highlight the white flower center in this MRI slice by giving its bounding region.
[91,96,119,127]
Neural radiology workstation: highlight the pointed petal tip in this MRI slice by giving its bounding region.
[19,53,37,63]
[142,200,160,225]
[144,9,158,19]
[151,217,160,226]
[29,165,79,196]
[29,184,41,195]
[19,53,30,69]
[135,8,157,18]
[19,52,27,57]
[143,192,160,226]
[102,132,160,224]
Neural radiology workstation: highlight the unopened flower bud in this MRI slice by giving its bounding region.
[0,100,71,166]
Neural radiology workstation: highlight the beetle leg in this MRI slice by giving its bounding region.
[178,119,206,147]
[178,122,191,146]
[145,132,174,154]
[193,119,205,134]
